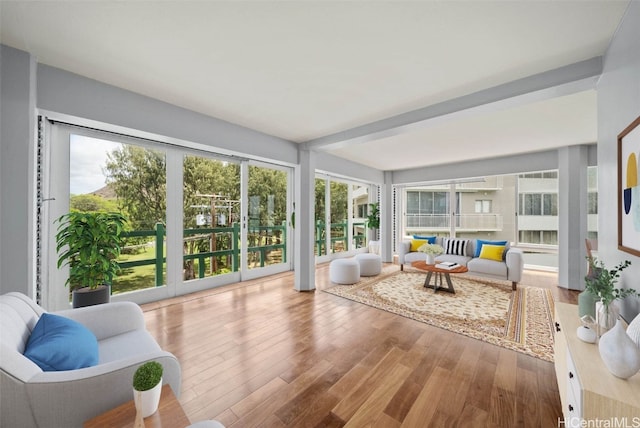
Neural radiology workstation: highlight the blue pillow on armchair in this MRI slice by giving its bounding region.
[24,313,99,371]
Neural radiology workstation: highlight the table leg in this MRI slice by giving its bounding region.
[424,271,456,294]
[442,273,455,293]
[424,271,433,288]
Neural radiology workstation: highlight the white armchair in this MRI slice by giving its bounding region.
[1,292,181,428]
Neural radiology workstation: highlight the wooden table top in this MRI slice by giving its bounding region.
[411,261,468,274]
[84,384,190,428]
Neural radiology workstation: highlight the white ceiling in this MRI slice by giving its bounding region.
[0,1,630,171]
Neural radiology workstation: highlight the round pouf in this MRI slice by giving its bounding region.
[355,253,382,276]
[330,258,360,284]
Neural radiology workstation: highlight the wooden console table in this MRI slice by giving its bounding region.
[554,302,640,419]
[84,384,190,427]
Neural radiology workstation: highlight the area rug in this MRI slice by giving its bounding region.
[324,271,555,362]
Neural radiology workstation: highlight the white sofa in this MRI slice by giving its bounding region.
[398,237,524,290]
[0,292,181,428]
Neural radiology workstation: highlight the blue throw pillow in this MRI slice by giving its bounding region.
[413,235,436,244]
[474,239,508,258]
[24,313,99,371]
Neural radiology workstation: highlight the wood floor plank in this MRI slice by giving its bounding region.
[141,263,567,427]
[229,359,335,428]
[400,366,451,426]
[494,348,518,392]
[464,359,498,412]
[343,363,412,427]
[331,347,407,421]
[487,386,516,427]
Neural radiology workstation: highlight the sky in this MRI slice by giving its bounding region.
[69,134,123,195]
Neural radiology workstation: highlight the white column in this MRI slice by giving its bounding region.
[294,148,316,291]
[558,145,589,289]
[380,171,393,263]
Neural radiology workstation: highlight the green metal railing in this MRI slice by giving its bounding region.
[314,221,367,256]
[117,220,369,287]
[118,222,287,287]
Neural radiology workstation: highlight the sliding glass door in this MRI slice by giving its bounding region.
[43,120,293,306]
[243,162,291,279]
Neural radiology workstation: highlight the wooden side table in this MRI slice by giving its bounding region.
[84,384,190,427]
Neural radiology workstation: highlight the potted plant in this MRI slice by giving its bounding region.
[133,361,163,419]
[584,259,636,334]
[418,243,444,265]
[55,211,127,308]
[365,202,380,242]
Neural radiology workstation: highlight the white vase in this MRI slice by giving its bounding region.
[133,377,162,417]
[598,319,640,379]
[425,254,435,265]
[628,314,640,349]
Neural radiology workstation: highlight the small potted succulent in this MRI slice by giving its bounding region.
[418,243,444,265]
[133,361,164,419]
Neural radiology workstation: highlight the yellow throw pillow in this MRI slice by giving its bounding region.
[410,239,427,252]
[479,244,506,261]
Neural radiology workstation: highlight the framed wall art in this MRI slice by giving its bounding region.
[618,115,640,256]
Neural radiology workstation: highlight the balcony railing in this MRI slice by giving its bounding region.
[118,222,287,287]
[114,220,369,290]
[405,213,503,231]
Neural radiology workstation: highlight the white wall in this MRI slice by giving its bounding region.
[37,64,299,166]
[597,1,640,320]
[0,45,36,297]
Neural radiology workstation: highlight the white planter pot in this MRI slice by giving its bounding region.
[133,377,162,418]
[425,254,435,265]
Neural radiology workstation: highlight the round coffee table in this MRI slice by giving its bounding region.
[411,261,468,294]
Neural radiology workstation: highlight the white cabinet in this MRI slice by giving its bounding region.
[554,302,640,420]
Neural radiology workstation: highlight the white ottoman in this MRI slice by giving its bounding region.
[330,258,360,284]
[355,253,382,276]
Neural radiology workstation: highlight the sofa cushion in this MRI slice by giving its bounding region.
[435,254,472,266]
[410,239,428,252]
[474,239,508,257]
[24,313,98,371]
[467,257,508,278]
[404,251,427,264]
[443,238,469,256]
[478,244,507,262]
[412,235,436,244]
[98,329,162,364]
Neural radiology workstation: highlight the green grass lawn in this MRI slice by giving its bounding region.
[111,244,237,294]
[112,245,164,294]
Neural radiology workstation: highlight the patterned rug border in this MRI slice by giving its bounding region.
[323,270,555,362]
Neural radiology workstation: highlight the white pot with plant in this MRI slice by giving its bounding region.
[418,243,444,265]
[133,361,163,420]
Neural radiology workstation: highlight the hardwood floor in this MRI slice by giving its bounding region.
[141,263,576,427]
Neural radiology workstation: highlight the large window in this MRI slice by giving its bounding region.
[183,155,240,282]
[315,174,377,261]
[406,188,450,230]
[400,170,579,270]
[247,164,289,270]
[519,193,557,216]
[45,122,293,307]
[69,135,168,295]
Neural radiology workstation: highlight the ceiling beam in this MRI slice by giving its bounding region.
[302,56,602,151]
